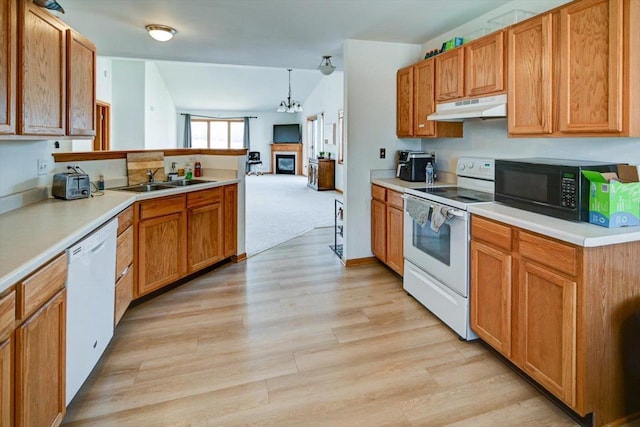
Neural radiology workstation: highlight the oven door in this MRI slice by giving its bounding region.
[403,195,469,297]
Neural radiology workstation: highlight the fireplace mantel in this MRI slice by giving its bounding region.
[270,143,303,175]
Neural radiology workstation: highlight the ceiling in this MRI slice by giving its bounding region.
[57,0,511,112]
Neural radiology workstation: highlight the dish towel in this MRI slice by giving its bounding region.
[430,205,454,232]
[406,197,431,227]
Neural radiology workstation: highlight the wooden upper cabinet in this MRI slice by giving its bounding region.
[66,29,96,136]
[0,0,16,135]
[396,66,414,137]
[413,59,437,137]
[508,13,553,135]
[18,0,66,136]
[465,31,506,97]
[559,0,622,133]
[435,48,464,102]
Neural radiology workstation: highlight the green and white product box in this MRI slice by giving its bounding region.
[582,166,640,228]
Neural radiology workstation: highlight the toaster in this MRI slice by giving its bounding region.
[52,173,91,200]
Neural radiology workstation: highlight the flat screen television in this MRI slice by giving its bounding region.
[273,124,301,143]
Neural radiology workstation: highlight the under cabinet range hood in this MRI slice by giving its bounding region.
[427,94,507,121]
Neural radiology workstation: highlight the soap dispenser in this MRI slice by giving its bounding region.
[167,162,178,181]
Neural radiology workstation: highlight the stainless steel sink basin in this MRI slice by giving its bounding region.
[115,183,177,193]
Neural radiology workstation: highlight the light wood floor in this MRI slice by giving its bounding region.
[63,228,578,426]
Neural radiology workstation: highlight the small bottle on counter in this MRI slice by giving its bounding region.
[185,163,193,180]
[426,162,434,185]
[98,174,105,191]
[194,160,202,177]
[167,162,179,181]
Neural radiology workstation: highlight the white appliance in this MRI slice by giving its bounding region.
[427,94,507,121]
[403,157,495,340]
[66,218,118,405]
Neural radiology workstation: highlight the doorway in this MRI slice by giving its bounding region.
[94,101,111,151]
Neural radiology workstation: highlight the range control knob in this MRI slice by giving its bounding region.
[467,162,475,169]
[458,164,466,171]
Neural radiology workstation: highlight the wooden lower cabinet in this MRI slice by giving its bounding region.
[471,214,640,426]
[307,159,335,191]
[223,184,237,258]
[0,337,12,427]
[15,290,66,427]
[371,185,403,275]
[187,188,224,272]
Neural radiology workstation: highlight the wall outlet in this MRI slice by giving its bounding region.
[37,157,49,176]
[380,148,386,159]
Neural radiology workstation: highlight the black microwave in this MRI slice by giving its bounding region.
[495,158,618,222]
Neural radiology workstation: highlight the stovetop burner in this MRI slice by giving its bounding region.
[411,186,494,203]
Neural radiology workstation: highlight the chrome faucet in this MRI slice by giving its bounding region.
[146,168,160,183]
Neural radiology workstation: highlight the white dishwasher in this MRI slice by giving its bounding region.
[66,217,118,405]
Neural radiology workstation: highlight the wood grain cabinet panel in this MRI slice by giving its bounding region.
[224,184,238,258]
[507,13,553,135]
[0,290,15,341]
[435,48,464,101]
[66,29,96,136]
[114,266,133,327]
[371,198,387,262]
[18,0,66,136]
[559,0,622,133]
[307,159,335,191]
[188,200,224,272]
[15,289,66,427]
[371,186,404,275]
[465,31,505,97]
[413,59,436,137]
[396,65,414,137]
[0,0,16,135]
[386,205,404,276]
[0,337,12,427]
[17,252,66,322]
[519,261,577,407]
[115,225,134,280]
[470,240,512,357]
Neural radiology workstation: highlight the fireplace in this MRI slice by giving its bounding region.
[275,154,296,175]
[270,143,302,175]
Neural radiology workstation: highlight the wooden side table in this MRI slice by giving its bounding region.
[307,158,335,191]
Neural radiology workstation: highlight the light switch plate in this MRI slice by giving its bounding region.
[380,148,386,159]
[37,157,48,176]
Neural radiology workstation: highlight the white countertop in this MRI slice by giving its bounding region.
[0,177,239,293]
[469,203,640,247]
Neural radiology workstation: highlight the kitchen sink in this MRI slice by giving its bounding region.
[165,179,215,186]
[115,183,177,193]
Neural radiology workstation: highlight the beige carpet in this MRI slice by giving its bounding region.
[245,174,342,257]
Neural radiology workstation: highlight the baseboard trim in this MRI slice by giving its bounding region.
[344,257,379,267]
[233,253,247,263]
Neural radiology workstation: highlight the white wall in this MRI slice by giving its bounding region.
[112,60,145,150]
[0,140,55,198]
[145,62,177,149]
[96,57,112,104]
[300,71,344,190]
[176,110,300,173]
[343,39,424,261]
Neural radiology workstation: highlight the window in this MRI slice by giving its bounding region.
[191,119,244,149]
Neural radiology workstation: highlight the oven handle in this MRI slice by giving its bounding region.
[402,194,466,218]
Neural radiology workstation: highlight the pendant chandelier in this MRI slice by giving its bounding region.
[277,69,303,113]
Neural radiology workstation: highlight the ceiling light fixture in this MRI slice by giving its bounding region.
[145,24,177,42]
[317,55,336,76]
[277,69,303,113]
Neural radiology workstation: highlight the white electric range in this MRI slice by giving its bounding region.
[403,157,495,340]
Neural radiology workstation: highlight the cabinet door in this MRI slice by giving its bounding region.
[0,0,16,134]
[386,206,404,275]
[138,212,186,296]
[558,0,622,133]
[0,337,12,427]
[224,184,238,258]
[470,240,512,356]
[414,59,436,137]
[508,13,553,135]
[371,199,387,262]
[465,31,505,97]
[519,260,577,407]
[188,202,224,272]
[435,48,464,102]
[18,1,66,135]
[396,66,414,137]
[15,290,66,427]
[66,29,96,136]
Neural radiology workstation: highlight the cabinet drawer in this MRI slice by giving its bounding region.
[372,185,386,202]
[187,187,222,209]
[519,231,578,276]
[387,190,403,209]
[116,206,134,235]
[17,253,67,321]
[0,289,15,341]
[139,195,185,220]
[115,226,134,280]
[471,216,512,251]
[114,266,133,326]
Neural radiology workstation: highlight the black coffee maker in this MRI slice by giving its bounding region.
[396,151,436,182]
